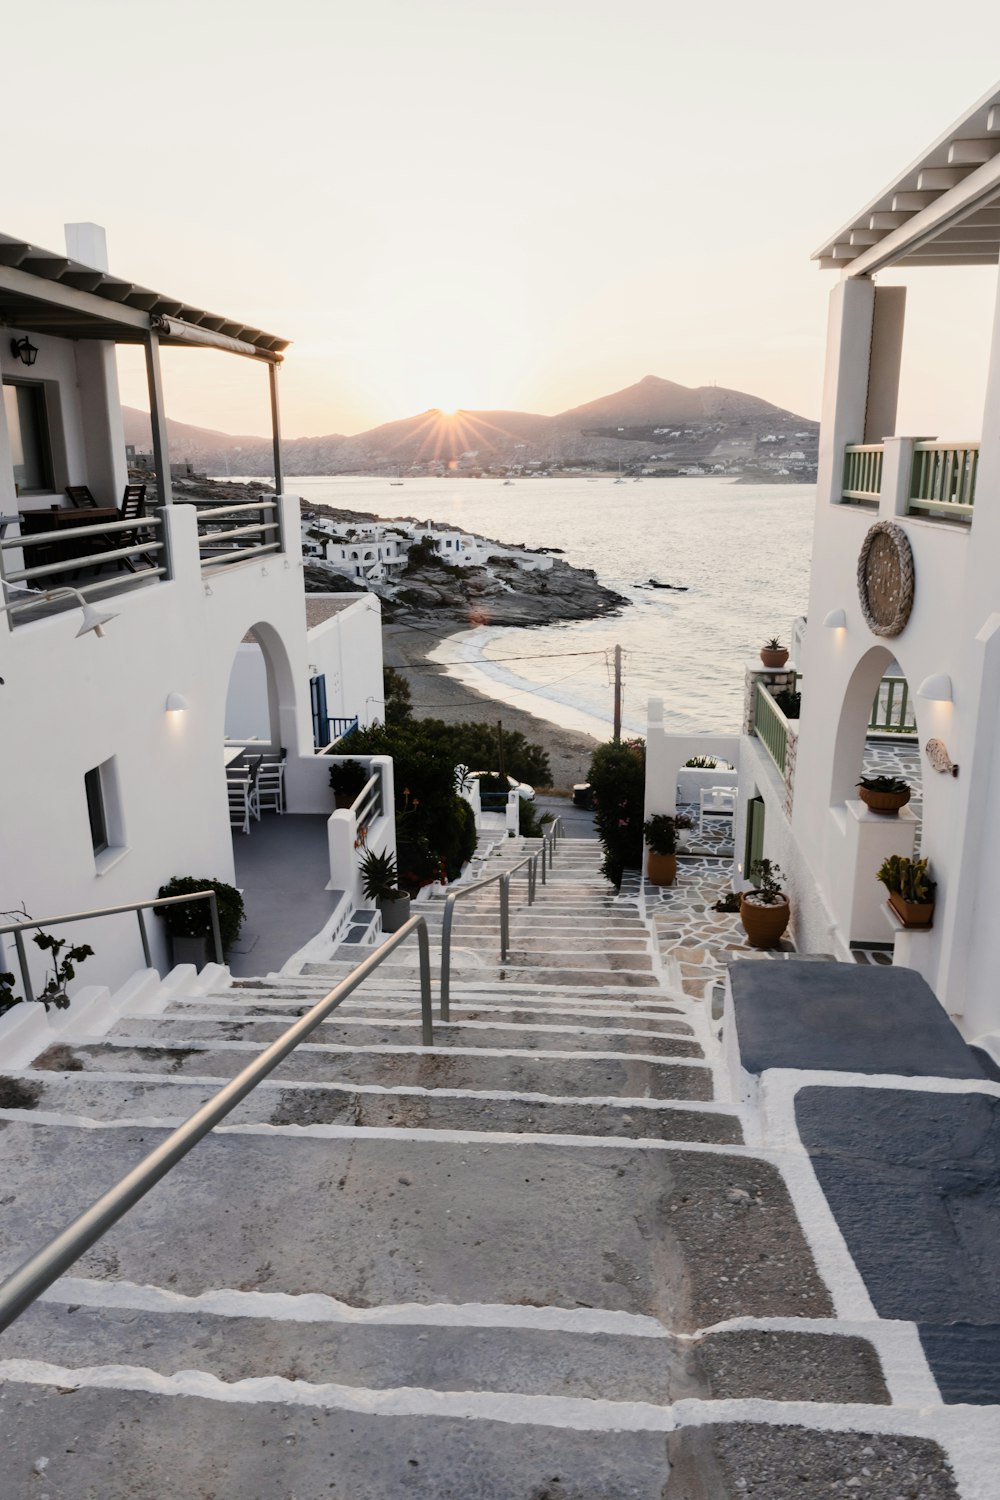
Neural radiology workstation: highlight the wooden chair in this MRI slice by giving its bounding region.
[227,772,252,835]
[698,786,736,837]
[256,751,286,814]
[117,484,148,573]
[65,485,100,509]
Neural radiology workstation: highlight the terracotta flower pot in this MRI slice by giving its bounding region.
[888,891,934,929]
[760,648,789,668]
[646,851,677,887]
[858,786,910,815]
[740,893,790,948]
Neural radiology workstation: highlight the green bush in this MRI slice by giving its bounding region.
[588,739,646,888]
[156,877,245,952]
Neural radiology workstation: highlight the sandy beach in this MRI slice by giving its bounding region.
[382,620,601,793]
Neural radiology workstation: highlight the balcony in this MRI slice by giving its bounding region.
[755,671,916,776]
[842,440,979,522]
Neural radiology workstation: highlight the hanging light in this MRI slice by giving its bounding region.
[10,336,38,367]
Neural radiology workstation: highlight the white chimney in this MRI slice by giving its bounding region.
[64,222,109,272]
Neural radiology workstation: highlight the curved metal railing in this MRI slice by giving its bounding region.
[0,914,433,1335]
[440,816,561,1020]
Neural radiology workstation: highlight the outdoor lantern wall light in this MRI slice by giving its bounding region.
[10,336,38,367]
[0,580,116,637]
[823,608,847,629]
[164,692,189,715]
[916,673,953,703]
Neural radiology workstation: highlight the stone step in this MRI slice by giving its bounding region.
[502,951,653,972]
[0,1383,951,1500]
[0,1121,829,1328]
[164,999,695,1033]
[31,1039,716,1100]
[228,978,688,1010]
[0,1298,889,1406]
[300,962,662,989]
[0,1383,676,1499]
[97,1015,703,1059]
[0,1071,740,1142]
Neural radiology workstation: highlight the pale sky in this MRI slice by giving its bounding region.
[7,0,1000,439]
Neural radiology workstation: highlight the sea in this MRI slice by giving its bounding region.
[291,475,814,740]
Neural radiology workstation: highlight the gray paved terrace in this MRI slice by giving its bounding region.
[229,814,339,976]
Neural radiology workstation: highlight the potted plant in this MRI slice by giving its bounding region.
[760,636,789,669]
[156,877,245,968]
[857,775,911,815]
[643,813,678,886]
[877,854,936,928]
[360,847,411,933]
[328,758,370,810]
[740,858,790,948]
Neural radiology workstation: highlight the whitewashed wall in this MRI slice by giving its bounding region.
[0,497,328,998]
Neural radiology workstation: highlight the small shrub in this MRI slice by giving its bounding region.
[156,877,245,952]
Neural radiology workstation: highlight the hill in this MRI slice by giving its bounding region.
[122,375,817,482]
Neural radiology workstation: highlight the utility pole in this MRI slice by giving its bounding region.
[613,645,622,742]
[496,719,507,780]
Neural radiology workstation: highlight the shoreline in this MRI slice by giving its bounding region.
[382,619,601,793]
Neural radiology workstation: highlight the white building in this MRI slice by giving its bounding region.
[0,223,388,997]
[733,83,1000,1053]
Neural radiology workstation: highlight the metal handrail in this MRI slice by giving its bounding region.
[182,500,278,520]
[439,815,561,1020]
[0,891,225,1004]
[0,914,433,1336]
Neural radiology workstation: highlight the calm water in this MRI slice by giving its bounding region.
[292,475,815,738]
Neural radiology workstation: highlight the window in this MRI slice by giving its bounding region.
[3,380,53,493]
[84,757,126,872]
[85,767,108,854]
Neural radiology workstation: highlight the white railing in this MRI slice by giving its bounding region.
[909,442,978,520]
[842,444,884,505]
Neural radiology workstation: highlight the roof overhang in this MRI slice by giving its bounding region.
[0,232,288,360]
[814,81,1000,276]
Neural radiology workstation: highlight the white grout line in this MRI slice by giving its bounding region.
[38,1277,669,1334]
[0,1355,997,1496]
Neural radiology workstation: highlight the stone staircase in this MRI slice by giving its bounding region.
[0,837,967,1496]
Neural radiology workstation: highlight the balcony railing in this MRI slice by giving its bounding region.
[0,513,166,625]
[908,442,978,521]
[843,444,883,505]
[177,497,283,572]
[754,681,790,774]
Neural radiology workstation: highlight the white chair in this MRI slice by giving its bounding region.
[227,774,252,835]
[699,785,736,836]
[256,755,286,814]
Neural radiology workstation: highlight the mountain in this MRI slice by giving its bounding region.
[122,375,817,482]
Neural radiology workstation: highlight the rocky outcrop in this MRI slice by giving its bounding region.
[388,554,626,627]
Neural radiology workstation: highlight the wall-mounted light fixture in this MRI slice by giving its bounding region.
[823,608,847,629]
[0,580,116,636]
[916,673,952,703]
[165,692,189,715]
[10,336,38,367]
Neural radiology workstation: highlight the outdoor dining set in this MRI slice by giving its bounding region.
[225,747,286,835]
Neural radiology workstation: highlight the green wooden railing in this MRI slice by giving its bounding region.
[909,442,978,521]
[869,675,917,735]
[843,444,884,505]
[754,681,789,774]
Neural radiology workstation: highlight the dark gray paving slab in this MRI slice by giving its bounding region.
[31,1041,715,1100]
[0,1301,692,1402]
[0,1385,671,1500]
[696,1329,889,1404]
[918,1322,1000,1405]
[730,960,987,1079]
[795,1087,1000,1323]
[0,1125,829,1329]
[667,1423,959,1499]
[107,1016,703,1058]
[229,813,336,977]
[0,1072,742,1141]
